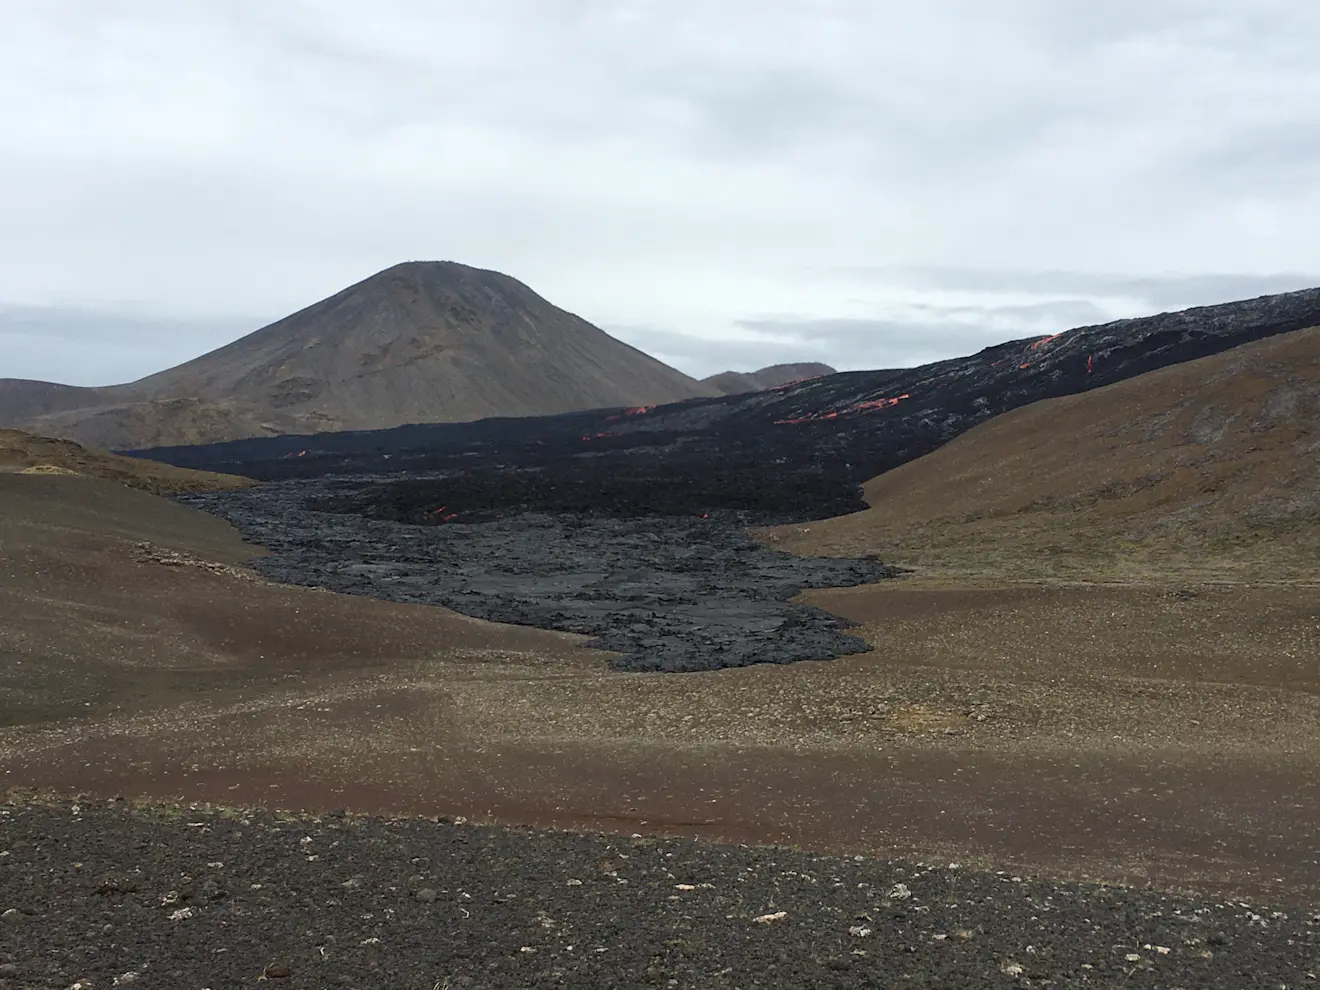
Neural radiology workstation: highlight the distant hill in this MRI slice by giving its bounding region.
[703,362,836,395]
[0,262,718,449]
[766,327,1320,583]
[0,429,252,495]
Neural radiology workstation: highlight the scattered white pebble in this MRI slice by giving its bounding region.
[754,911,788,924]
[1001,960,1025,977]
[1126,953,1142,963]
[519,947,535,954]
[849,926,872,937]
[168,908,193,922]
[566,879,583,887]
[360,938,381,946]
[675,884,696,891]
[889,883,913,901]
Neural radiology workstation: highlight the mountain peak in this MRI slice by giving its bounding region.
[0,263,719,448]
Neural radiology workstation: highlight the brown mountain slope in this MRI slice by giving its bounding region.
[0,428,253,495]
[762,327,1320,583]
[0,262,718,449]
[17,398,280,453]
[0,379,113,422]
[703,362,836,395]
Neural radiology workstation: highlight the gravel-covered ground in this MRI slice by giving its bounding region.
[3,799,1318,989]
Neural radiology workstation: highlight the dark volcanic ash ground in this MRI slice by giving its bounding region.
[4,800,1318,990]
[182,476,896,673]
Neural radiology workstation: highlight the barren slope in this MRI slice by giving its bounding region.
[0,379,113,421]
[763,327,1320,582]
[0,262,717,448]
[4,477,1319,898]
[702,361,836,395]
[0,428,253,495]
[0,473,609,729]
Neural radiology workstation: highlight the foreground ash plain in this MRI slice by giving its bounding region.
[5,300,1320,987]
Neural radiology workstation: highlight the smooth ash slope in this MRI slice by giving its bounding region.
[766,326,1320,582]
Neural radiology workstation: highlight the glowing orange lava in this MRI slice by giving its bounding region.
[774,394,910,425]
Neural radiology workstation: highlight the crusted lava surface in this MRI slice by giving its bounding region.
[181,463,896,673]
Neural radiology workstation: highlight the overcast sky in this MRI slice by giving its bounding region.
[4,1,1320,385]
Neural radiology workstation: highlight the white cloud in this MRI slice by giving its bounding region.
[2,1,1320,383]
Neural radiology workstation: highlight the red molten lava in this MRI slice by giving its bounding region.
[1030,333,1062,351]
[1087,353,1094,373]
[605,405,654,421]
[774,393,910,425]
[851,394,910,413]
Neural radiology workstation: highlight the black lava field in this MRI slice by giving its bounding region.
[145,290,1320,673]
[183,479,896,673]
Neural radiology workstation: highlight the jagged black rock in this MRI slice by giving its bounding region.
[181,478,896,673]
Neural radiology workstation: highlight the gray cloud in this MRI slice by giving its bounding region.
[824,267,1320,310]
[3,2,1320,385]
[0,304,259,386]
[635,269,1320,376]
